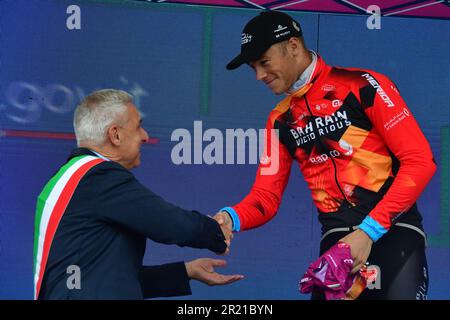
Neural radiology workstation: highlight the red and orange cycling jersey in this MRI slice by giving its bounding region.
[223,55,436,241]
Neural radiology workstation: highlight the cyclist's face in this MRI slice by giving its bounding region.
[249,42,299,95]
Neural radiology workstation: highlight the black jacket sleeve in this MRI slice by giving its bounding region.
[88,162,227,254]
[140,262,191,299]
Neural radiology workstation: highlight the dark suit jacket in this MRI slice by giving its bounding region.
[38,148,226,299]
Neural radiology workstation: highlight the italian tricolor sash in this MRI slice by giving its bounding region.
[33,155,105,299]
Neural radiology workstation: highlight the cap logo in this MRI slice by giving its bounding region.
[292,21,300,32]
[274,24,287,33]
[241,33,253,44]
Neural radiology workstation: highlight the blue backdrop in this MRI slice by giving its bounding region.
[0,0,449,299]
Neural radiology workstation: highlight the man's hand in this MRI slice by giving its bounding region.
[214,211,233,230]
[213,211,233,255]
[339,229,373,274]
[185,258,244,286]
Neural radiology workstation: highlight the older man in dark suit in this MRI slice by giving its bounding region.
[34,89,242,300]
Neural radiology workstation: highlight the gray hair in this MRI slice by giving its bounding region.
[74,89,133,146]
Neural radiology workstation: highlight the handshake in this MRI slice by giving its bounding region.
[184,211,242,287]
[213,211,234,255]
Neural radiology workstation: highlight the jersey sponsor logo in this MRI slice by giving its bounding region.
[308,139,353,165]
[390,84,400,95]
[332,99,342,108]
[241,33,252,44]
[309,149,340,164]
[361,73,395,107]
[403,107,410,117]
[315,103,328,111]
[289,111,352,146]
[275,30,291,38]
[274,24,291,39]
[288,112,307,125]
[339,138,353,156]
[321,84,336,92]
[274,24,288,33]
[383,108,410,131]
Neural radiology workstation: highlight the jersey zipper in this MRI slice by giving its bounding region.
[303,95,355,208]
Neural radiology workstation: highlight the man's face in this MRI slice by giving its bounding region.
[249,42,298,95]
[118,103,149,169]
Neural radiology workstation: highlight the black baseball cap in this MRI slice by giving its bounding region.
[226,10,302,70]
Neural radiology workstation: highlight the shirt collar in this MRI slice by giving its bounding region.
[90,149,111,161]
[287,50,317,95]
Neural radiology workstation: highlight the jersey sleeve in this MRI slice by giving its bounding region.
[357,72,436,241]
[221,112,294,231]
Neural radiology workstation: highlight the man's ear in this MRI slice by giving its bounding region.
[107,125,121,146]
[287,37,301,56]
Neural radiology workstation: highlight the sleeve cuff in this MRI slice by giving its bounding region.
[220,207,241,232]
[140,262,192,299]
[358,216,387,242]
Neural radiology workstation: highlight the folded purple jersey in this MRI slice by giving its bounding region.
[299,242,357,300]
